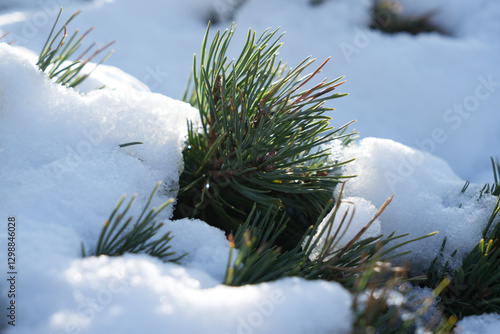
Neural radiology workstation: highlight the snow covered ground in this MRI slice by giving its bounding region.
[1,0,499,333]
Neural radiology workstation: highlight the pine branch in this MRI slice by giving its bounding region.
[81,182,185,264]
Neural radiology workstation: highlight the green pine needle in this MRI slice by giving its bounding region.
[119,141,144,148]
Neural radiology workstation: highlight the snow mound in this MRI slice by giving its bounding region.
[24,255,351,334]
[455,313,500,334]
[338,137,497,273]
[0,42,199,220]
[166,218,233,281]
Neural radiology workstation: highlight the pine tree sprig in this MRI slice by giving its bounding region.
[81,182,185,264]
[175,23,357,247]
[37,7,114,88]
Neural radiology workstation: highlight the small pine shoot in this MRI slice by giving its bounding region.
[81,182,185,264]
[174,23,356,248]
[37,7,114,88]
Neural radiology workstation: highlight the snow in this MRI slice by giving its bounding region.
[1,0,500,333]
[311,137,497,274]
[338,137,497,273]
[455,313,500,334]
[24,255,352,334]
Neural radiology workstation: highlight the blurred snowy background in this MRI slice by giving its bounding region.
[1,0,499,183]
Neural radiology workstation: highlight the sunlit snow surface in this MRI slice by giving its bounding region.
[1,0,500,333]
